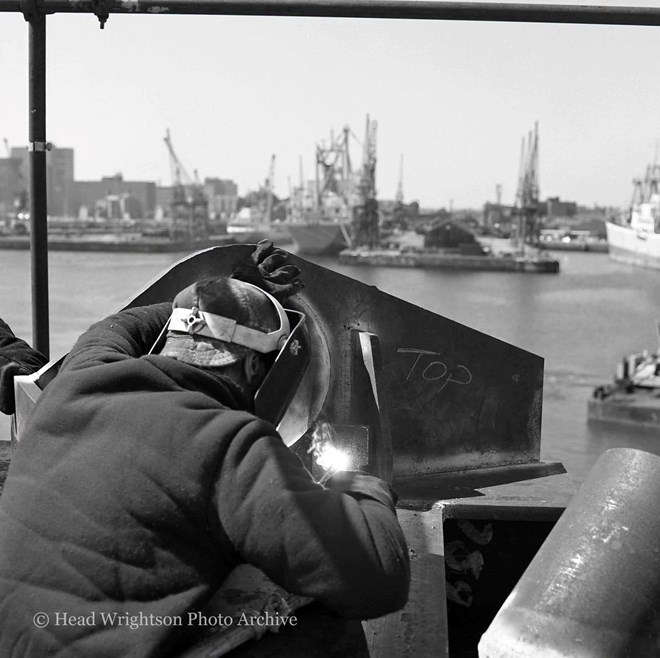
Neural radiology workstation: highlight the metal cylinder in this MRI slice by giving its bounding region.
[479,448,660,658]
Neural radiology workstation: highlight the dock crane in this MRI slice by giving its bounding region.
[352,115,379,249]
[314,126,353,218]
[395,154,404,205]
[513,122,541,249]
[163,129,209,239]
[631,142,660,210]
[389,154,410,231]
[264,154,276,224]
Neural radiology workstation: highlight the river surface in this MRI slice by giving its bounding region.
[1,247,659,484]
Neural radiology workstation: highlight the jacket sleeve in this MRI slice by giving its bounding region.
[61,303,172,373]
[212,419,410,620]
[0,319,49,415]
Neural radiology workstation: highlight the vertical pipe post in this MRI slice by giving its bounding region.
[28,13,49,358]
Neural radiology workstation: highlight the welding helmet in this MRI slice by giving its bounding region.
[152,277,310,429]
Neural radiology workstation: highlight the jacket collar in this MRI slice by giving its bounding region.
[142,354,254,412]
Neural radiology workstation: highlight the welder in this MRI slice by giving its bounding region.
[0,242,410,657]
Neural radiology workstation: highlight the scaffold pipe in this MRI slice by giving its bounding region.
[0,1,660,27]
[28,14,50,358]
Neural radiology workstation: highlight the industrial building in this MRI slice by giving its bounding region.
[6,145,75,217]
[73,174,157,220]
[204,178,239,221]
[0,156,25,218]
[0,144,239,223]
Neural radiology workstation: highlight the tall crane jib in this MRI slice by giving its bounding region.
[264,154,276,224]
[163,129,209,240]
[314,127,353,219]
[352,115,379,249]
[514,122,540,248]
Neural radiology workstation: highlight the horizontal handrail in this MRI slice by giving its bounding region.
[1,1,660,27]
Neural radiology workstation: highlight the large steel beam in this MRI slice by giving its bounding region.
[15,245,546,474]
[60,245,547,476]
[1,1,660,27]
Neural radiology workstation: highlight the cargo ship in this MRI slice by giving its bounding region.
[606,161,660,269]
[286,122,361,256]
[287,219,351,256]
[226,211,292,246]
[226,155,293,246]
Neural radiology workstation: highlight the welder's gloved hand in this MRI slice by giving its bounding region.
[325,471,399,511]
[230,240,304,304]
[0,318,48,415]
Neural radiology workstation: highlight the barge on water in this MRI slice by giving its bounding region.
[537,229,608,253]
[589,342,660,428]
[338,246,560,273]
[537,238,608,253]
[345,219,561,273]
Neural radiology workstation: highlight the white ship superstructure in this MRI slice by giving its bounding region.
[607,162,660,270]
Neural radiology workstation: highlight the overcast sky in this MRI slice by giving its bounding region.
[1,1,660,209]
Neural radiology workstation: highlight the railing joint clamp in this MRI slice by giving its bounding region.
[92,0,110,29]
[20,0,42,23]
[27,142,52,153]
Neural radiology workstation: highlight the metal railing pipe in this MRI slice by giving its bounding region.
[28,13,50,358]
[2,1,660,27]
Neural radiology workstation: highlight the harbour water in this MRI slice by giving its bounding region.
[1,247,659,484]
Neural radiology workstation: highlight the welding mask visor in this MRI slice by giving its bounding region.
[254,308,310,429]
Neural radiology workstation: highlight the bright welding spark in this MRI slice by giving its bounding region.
[316,446,350,473]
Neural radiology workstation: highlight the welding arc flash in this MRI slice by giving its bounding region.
[316,446,350,473]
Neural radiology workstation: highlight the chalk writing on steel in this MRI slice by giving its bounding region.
[398,348,472,393]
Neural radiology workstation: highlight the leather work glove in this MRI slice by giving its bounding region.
[0,318,48,415]
[325,470,399,511]
[230,240,304,303]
